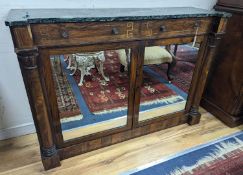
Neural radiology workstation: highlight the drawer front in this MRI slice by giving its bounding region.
[140,18,213,39]
[31,18,212,46]
[31,21,140,46]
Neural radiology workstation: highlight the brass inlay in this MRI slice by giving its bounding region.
[126,22,134,38]
[145,22,153,36]
[27,25,33,40]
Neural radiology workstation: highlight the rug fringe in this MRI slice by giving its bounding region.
[60,114,84,123]
[140,95,185,107]
[93,95,184,115]
[93,106,128,115]
[168,137,243,175]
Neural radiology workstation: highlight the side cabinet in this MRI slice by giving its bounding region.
[201,1,243,127]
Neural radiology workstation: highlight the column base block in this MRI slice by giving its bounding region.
[42,154,61,170]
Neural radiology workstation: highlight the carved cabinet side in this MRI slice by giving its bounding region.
[202,4,243,127]
[187,17,227,125]
[17,49,61,170]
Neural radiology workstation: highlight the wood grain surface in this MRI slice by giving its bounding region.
[0,108,242,175]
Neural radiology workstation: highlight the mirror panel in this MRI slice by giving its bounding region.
[138,44,200,122]
[50,49,132,141]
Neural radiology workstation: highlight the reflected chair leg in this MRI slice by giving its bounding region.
[167,57,176,82]
[174,44,178,56]
[120,64,125,72]
[165,45,176,82]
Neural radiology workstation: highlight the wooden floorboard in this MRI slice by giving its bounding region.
[0,108,242,175]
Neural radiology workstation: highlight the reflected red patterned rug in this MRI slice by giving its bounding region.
[151,61,195,93]
[72,51,180,114]
[51,56,81,119]
[52,45,196,117]
[151,46,197,93]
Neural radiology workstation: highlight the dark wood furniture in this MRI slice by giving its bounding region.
[120,46,176,81]
[5,8,230,170]
[201,1,243,127]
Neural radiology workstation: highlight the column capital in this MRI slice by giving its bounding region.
[16,48,39,70]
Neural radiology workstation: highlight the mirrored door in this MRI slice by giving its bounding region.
[49,47,135,141]
[136,43,201,123]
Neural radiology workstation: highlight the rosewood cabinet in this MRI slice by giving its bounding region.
[201,1,243,127]
[5,8,230,170]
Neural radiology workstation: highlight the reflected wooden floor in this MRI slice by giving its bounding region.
[63,115,127,140]
[0,108,242,175]
[63,101,186,140]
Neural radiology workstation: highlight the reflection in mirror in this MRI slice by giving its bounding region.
[50,49,131,140]
[138,44,200,122]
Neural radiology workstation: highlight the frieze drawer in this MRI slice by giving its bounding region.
[140,18,213,39]
[31,18,212,47]
[31,21,141,46]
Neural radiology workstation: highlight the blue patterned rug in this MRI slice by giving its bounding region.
[122,131,243,175]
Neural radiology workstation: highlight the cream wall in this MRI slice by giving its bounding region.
[0,0,217,140]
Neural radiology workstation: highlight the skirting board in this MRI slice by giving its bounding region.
[0,122,36,140]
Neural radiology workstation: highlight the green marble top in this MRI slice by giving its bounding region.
[5,7,231,26]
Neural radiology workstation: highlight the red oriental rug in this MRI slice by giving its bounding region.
[151,45,198,93]
[51,56,81,119]
[52,45,196,118]
[151,61,195,93]
[71,51,180,114]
